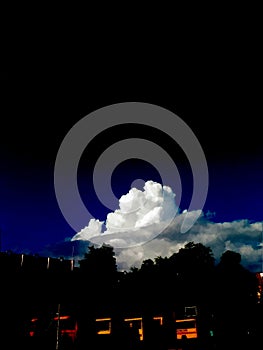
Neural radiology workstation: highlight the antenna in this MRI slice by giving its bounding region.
[71,244,75,271]
[56,303,61,350]
[72,244,75,259]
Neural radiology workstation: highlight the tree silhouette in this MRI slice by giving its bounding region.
[79,243,118,294]
[172,241,215,271]
[214,250,259,348]
[167,242,215,306]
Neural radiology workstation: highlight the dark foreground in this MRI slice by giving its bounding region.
[4,333,261,350]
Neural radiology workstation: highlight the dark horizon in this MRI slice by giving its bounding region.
[0,242,262,350]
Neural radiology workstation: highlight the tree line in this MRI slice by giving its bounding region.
[0,241,262,349]
[75,242,262,347]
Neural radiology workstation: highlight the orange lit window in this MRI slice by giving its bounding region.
[54,315,70,321]
[95,318,112,335]
[153,316,163,325]
[176,318,198,339]
[124,317,143,341]
[54,315,78,341]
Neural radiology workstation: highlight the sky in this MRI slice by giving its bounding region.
[1,28,262,272]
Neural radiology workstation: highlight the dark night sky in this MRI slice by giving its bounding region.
[1,22,262,257]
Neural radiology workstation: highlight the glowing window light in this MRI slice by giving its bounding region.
[185,305,197,317]
[153,316,163,325]
[54,315,70,321]
[95,318,112,335]
[176,318,198,339]
[124,317,143,341]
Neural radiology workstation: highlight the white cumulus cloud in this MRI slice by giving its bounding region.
[71,180,263,273]
[72,180,179,247]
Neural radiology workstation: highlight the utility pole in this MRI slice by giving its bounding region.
[56,303,61,350]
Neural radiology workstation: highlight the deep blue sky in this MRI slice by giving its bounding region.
[1,34,262,256]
